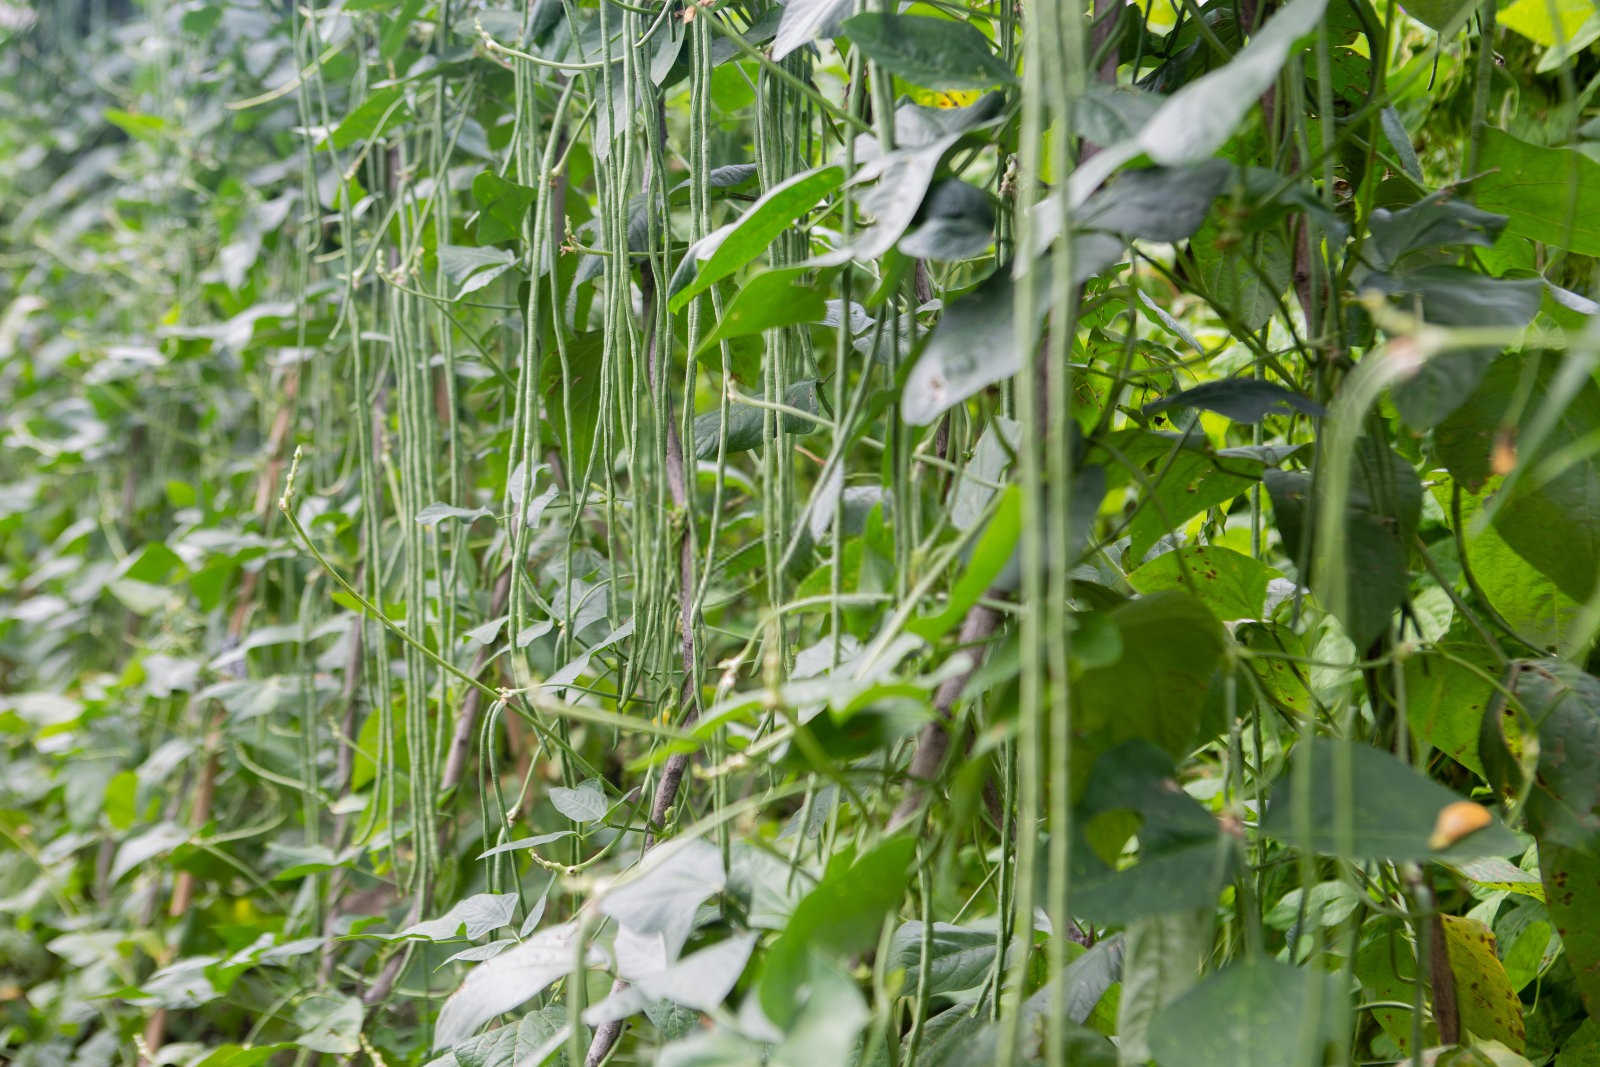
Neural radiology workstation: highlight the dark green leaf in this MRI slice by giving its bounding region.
[1127,544,1280,621]
[694,267,831,356]
[692,379,821,460]
[668,165,845,311]
[321,87,409,150]
[1260,738,1521,860]
[1074,84,1162,147]
[1475,129,1600,257]
[899,180,994,261]
[1075,161,1232,243]
[901,272,1015,425]
[1436,356,1600,601]
[1381,106,1424,180]
[851,141,968,259]
[1146,959,1346,1066]
[471,171,539,245]
[1071,743,1234,923]
[1367,195,1508,269]
[1485,659,1600,851]
[1136,0,1328,165]
[1540,841,1600,1015]
[1265,438,1420,648]
[902,245,1122,424]
[839,14,1017,90]
[1116,911,1210,1064]
[1074,591,1227,780]
[759,835,914,1026]
[1143,379,1324,423]
[886,922,996,997]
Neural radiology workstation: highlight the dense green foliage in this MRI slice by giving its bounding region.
[6,0,1600,1063]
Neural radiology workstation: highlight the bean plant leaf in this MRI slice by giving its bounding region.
[1366,195,1509,269]
[321,87,408,150]
[694,267,830,356]
[1146,959,1347,1066]
[1483,659,1600,850]
[438,245,519,300]
[415,502,493,526]
[586,932,758,1023]
[668,165,845,311]
[1380,106,1424,180]
[1265,438,1420,649]
[1441,915,1527,1052]
[759,835,914,1026]
[692,379,821,460]
[1478,659,1600,1017]
[907,485,1021,642]
[1123,442,1268,560]
[1260,738,1521,860]
[914,945,1121,1065]
[598,839,727,965]
[1474,128,1600,257]
[294,992,364,1054]
[393,893,520,942]
[549,779,608,823]
[1403,647,1494,777]
[1071,742,1234,923]
[1127,544,1280,621]
[434,921,600,1050]
[1355,916,1431,1055]
[885,922,996,998]
[1437,357,1600,602]
[1137,0,1329,166]
[1143,379,1325,423]
[1540,841,1600,1015]
[1366,267,1541,427]
[850,139,968,259]
[772,0,854,60]
[898,179,995,261]
[1074,591,1227,779]
[900,271,1014,425]
[1116,910,1209,1065]
[471,171,539,245]
[1074,84,1163,148]
[1448,486,1585,650]
[1074,160,1232,243]
[26,2,1600,1064]
[839,14,1018,90]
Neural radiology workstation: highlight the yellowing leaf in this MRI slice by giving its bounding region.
[1497,0,1596,46]
[1441,915,1527,1053]
[910,89,983,109]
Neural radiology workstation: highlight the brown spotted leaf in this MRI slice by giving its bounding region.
[1540,841,1600,1015]
[1440,915,1526,1053]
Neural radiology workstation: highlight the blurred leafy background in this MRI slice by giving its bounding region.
[5,0,1600,1063]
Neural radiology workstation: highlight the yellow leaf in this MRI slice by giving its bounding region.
[1498,0,1597,47]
